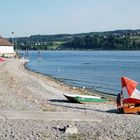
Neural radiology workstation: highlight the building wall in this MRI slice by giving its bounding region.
[0,46,14,54]
[0,46,15,57]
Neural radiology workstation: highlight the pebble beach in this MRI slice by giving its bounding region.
[0,58,140,140]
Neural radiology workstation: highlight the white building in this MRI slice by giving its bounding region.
[0,36,15,57]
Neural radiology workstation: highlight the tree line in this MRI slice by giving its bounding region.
[9,29,140,50]
[62,35,140,50]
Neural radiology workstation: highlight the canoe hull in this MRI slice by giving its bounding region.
[64,94,79,103]
[64,94,107,104]
[75,96,107,103]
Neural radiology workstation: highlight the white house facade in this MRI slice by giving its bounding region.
[0,36,15,57]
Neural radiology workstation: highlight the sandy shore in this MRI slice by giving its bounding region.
[0,58,140,140]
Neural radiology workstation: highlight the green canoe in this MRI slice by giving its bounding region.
[64,94,107,103]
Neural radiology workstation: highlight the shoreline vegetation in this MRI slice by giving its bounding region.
[0,58,140,139]
[10,29,140,51]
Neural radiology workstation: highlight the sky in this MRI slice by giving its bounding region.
[0,0,140,37]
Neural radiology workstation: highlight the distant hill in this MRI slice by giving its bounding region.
[9,29,140,50]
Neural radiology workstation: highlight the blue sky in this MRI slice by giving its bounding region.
[0,0,140,37]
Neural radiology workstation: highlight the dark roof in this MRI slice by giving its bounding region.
[0,36,13,46]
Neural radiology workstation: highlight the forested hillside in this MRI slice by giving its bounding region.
[10,29,140,50]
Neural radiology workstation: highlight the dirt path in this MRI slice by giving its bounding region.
[0,110,101,122]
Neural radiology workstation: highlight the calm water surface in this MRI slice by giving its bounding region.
[24,51,140,95]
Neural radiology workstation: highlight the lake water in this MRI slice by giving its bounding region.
[24,51,140,95]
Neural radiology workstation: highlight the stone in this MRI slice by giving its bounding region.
[65,127,78,134]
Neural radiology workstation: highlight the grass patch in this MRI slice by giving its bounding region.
[41,133,49,140]
[42,107,56,112]
[68,133,86,140]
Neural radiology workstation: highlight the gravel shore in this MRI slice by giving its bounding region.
[0,58,140,140]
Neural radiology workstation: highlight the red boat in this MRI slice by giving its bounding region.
[0,57,5,62]
[117,76,140,114]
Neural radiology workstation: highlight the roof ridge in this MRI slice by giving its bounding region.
[0,36,13,46]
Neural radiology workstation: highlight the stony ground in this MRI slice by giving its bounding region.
[0,58,140,140]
